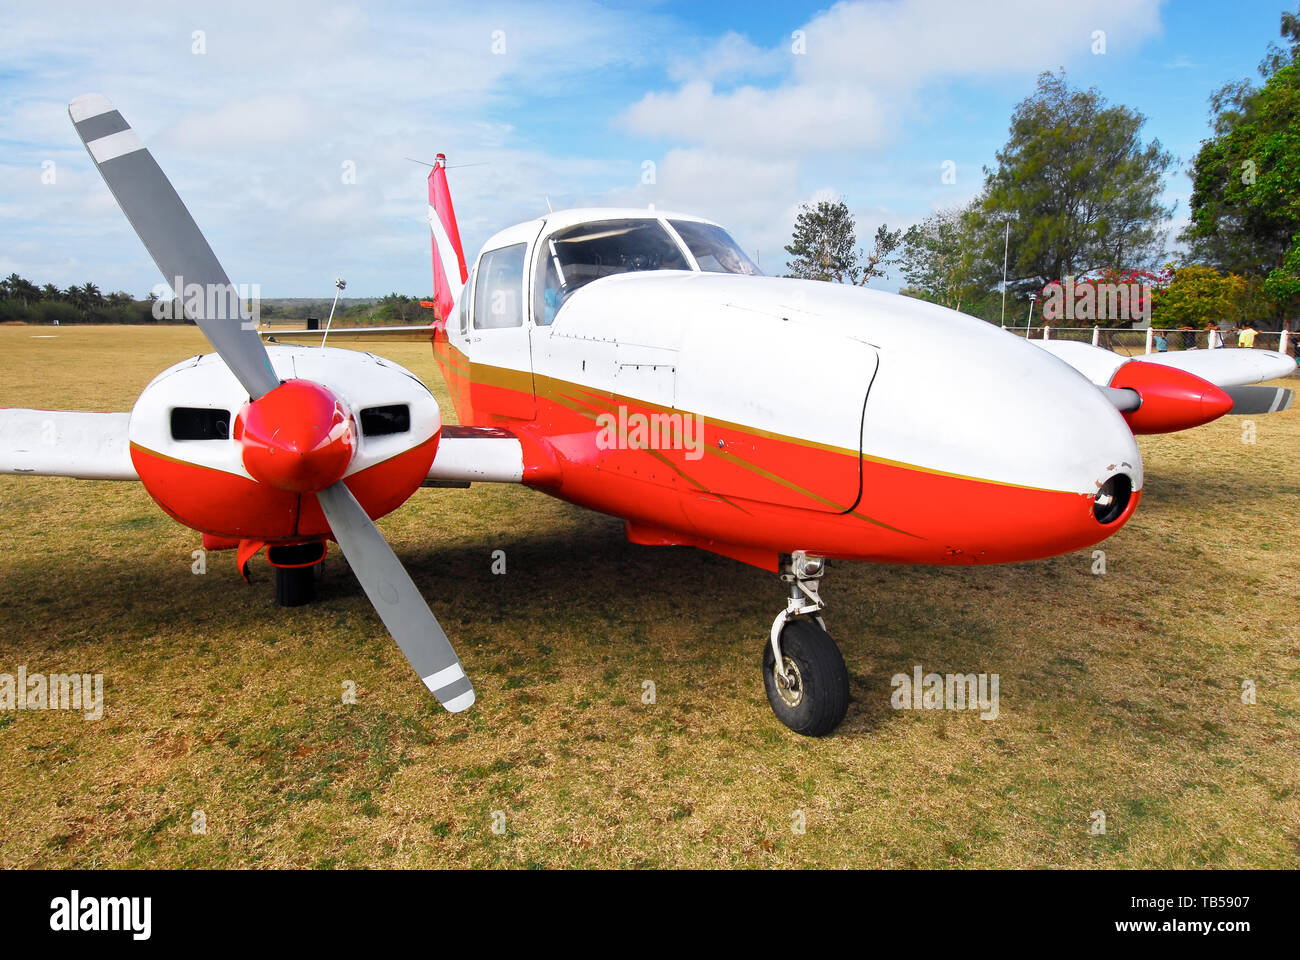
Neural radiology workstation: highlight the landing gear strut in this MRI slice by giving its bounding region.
[762,551,850,736]
[269,543,327,608]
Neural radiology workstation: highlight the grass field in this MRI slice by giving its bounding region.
[1,324,1297,869]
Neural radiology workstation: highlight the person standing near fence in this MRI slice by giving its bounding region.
[1154,330,1169,352]
[1239,322,1258,348]
[1205,321,1222,349]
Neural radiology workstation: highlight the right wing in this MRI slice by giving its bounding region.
[1035,340,1294,412]
[0,409,137,480]
[1035,339,1296,390]
[1136,346,1296,388]
[1032,339,1294,434]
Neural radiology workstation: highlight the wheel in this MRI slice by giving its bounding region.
[763,618,850,736]
[275,563,318,607]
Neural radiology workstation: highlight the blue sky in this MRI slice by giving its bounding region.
[0,0,1293,296]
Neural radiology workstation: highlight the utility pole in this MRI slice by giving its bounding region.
[1000,220,1010,327]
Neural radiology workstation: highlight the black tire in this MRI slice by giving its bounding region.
[762,618,850,736]
[275,564,317,607]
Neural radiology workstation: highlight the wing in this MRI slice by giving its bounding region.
[1028,339,1295,434]
[0,409,137,479]
[1137,347,1295,387]
[261,325,439,344]
[425,426,559,486]
[1035,339,1295,390]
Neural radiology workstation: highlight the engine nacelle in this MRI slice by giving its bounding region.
[127,346,441,542]
[1109,361,1233,435]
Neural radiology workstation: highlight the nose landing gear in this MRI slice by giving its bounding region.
[762,551,850,736]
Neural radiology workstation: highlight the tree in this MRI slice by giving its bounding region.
[785,200,859,282]
[377,292,417,324]
[1182,9,1300,316]
[784,199,900,285]
[980,71,1174,293]
[1183,67,1300,277]
[1151,264,1247,328]
[2,273,40,307]
[900,203,985,311]
[1040,266,1171,328]
[860,224,904,285]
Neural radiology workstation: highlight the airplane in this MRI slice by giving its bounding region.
[1,95,1294,736]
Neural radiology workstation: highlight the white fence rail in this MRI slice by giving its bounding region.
[1002,325,1295,358]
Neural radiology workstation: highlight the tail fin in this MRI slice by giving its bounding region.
[427,155,468,322]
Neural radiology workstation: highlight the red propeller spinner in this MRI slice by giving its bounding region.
[235,380,355,492]
[1110,361,1234,435]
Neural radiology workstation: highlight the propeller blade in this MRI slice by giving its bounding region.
[1222,384,1294,415]
[315,481,475,713]
[68,94,280,400]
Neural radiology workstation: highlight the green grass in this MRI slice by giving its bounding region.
[0,324,1297,868]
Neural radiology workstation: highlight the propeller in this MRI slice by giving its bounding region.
[69,94,279,401]
[70,94,475,713]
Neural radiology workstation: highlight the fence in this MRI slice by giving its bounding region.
[1004,325,1296,358]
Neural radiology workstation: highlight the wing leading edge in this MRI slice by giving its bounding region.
[0,409,136,480]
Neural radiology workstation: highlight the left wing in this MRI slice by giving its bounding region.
[0,409,137,479]
[262,325,439,344]
[425,425,561,486]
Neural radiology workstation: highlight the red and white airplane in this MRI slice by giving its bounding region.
[2,96,1294,735]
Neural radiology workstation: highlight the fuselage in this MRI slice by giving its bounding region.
[432,209,1142,571]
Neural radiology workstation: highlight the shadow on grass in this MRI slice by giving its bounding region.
[2,497,1063,739]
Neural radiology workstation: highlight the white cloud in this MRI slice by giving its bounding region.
[621,80,888,155]
[0,0,1170,295]
[623,0,1163,155]
[0,0,672,295]
[666,31,785,85]
[615,0,1164,281]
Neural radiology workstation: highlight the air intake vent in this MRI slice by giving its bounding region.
[171,407,230,440]
[360,404,410,436]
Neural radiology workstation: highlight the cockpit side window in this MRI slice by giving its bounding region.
[457,266,474,336]
[668,220,762,276]
[532,219,690,325]
[474,244,526,330]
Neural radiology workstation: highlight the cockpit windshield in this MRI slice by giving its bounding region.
[669,220,762,276]
[534,218,689,325]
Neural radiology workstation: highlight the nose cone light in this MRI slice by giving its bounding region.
[237,380,354,492]
[1093,473,1133,525]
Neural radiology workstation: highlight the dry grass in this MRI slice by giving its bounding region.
[0,324,1297,868]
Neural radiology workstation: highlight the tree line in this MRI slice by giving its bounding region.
[0,275,432,328]
[785,6,1300,331]
[0,275,160,325]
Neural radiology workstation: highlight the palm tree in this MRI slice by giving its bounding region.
[4,274,40,307]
